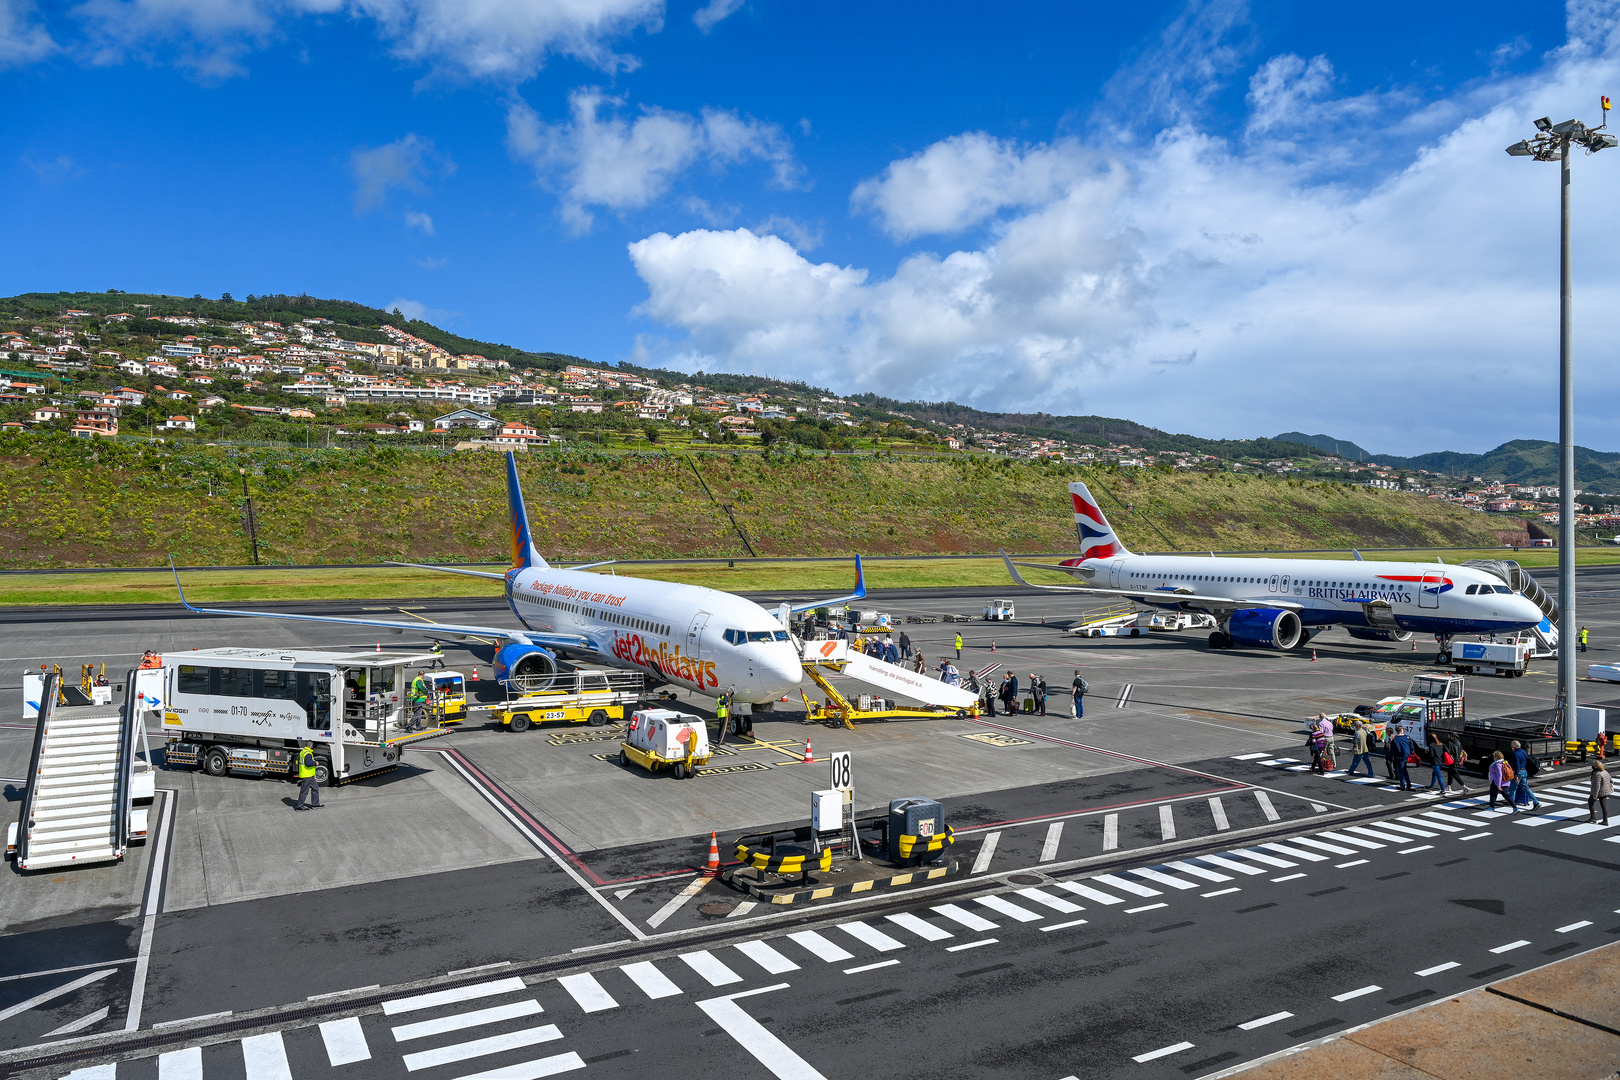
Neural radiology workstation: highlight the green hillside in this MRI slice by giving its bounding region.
[0,434,1527,569]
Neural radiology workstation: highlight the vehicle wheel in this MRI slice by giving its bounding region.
[587,710,608,727]
[202,747,228,777]
[1436,651,1451,665]
[509,714,532,733]
[1208,631,1229,650]
[314,758,334,786]
[672,762,688,780]
[619,749,629,766]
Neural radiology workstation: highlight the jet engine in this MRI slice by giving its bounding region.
[1227,608,1304,650]
[493,643,559,692]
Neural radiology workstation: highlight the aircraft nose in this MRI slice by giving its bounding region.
[1515,595,1544,626]
[761,647,802,696]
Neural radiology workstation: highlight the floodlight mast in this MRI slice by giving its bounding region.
[1504,99,1615,741]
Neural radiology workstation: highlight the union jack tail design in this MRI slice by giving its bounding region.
[1068,482,1132,562]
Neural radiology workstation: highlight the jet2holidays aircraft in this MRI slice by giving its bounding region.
[1003,482,1546,657]
[173,451,864,703]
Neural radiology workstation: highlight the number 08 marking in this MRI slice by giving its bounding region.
[829,751,851,791]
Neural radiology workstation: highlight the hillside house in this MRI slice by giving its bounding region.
[432,408,499,431]
[71,409,118,438]
[160,415,195,431]
[31,407,62,423]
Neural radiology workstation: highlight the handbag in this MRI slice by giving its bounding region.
[1442,752,1455,766]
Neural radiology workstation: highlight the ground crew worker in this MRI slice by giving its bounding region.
[429,640,445,668]
[954,632,963,659]
[139,651,161,669]
[1579,626,1589,653]
[293,741,322,810]
[716,693,730,737]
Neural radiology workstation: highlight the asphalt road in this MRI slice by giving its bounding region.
[3,567,1619,1079]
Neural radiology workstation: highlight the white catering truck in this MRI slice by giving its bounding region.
[161,647,453,786]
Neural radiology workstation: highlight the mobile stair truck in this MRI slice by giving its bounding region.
[8,670,153,871]
[160,647,453,786]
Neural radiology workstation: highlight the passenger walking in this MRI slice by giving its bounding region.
[982,681,997,719]
[954,632,964,659]
[1579,625,1589,653]
[1071,670,1087,718]
[999,673,1019,716]
[1588,761,1612,825]
[1316,716,1337,772]
[1389,727,1416,791]
[1306,725,1327,774]
[1383,725,1402,783]
[899,631,912,659]
[1348,719,1378,778]
[1034,675,1047,716]
[1443,731,1470,794]
[1487,751,1513,810]
[293,741,322,810]
[913,651,926,674]
[1423,733,1448,793]
[1508,739,1542,811]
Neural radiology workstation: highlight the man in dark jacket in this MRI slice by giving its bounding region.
[898,631,912,659]
[1509,740,1542,810]
[1388,728,1416,791]
[1000,673,1019,716]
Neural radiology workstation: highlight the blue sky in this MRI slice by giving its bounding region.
[4,1,1616,454]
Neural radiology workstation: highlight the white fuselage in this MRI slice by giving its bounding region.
[1084,554,1546,637]
[504,565,802,702]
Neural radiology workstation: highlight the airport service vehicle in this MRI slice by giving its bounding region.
[983,599,1016,621]
[1448,639,1532,677]
[493,668,646,732]
[160,647,452,786]
[427,671,468,724]
[620,708,711,779]
[172,451,866,705]
[1004,482,1547,657]
[1334,673,1562,771]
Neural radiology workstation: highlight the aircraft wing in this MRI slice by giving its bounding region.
[789,555,867,614]
[1000,552,1303,613]
[169,559,593,651]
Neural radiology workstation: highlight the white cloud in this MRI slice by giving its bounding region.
[64,0,660,80]
[507,87,798,232]
[0,0,57,66]
[628,3,1620,455]
[752,213,821,250]
[404,209,435,234]
[692,0,739,33]
[349,133,452,212]
[386,296,453,323]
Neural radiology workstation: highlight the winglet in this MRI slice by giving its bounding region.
[169,555,202,613]
[1001,549,1036,588]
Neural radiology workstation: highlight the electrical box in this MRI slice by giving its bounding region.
[811,789,843,832]
[888,796,946,864]
[1575,706,1607,742]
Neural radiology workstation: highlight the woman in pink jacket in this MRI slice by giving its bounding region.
[1487,751,1514,811]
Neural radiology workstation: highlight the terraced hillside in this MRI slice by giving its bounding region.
[0,436,1526,568]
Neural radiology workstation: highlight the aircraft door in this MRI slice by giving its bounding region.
[687,611,711,658]
[1280,574,1291,595]
[1268,574,1279,593]
[1109,561,1121,589]
[1420,570,1444,608]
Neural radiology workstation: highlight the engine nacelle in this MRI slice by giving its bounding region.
[1228,608,1304,650]
[1345,628,1414,643]
[493,643,559,692]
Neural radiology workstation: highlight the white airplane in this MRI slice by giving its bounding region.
[1003,482,1546,660]
[172,451,864,703]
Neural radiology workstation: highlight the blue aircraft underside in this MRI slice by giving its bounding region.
[1145,597,1532,637]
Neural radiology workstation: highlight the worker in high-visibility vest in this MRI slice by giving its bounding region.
[716,693,730,739]
[293,741,323,810]
[429,640,445,669]
[1580,626,1590,653]
[953,632,964,659]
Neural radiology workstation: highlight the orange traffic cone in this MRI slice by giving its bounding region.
[375,642,381,652]
[1311,650,1318,663]
[469,667,479,682]
[802,738,814,764]
[991,641,997,652]
[701,831,720,878]
[1411,638,1417,651]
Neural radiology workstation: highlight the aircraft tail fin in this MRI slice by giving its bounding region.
[1068,482,1132,561]
[505,452,548,571]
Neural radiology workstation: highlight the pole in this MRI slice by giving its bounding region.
[1558,138,1577,741]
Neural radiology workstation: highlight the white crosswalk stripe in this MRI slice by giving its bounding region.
[158,1047,202,1080]
[734,939,800,974]
[1016,886,1083,912]
[1256,842,1328,863]
[787,930,855,962]
[1281,836,1359,856]
[401,1024,563,1072]
[383,977,528,1016]
[1343,825,1422,844]
[1370,821,1438,838]
[556,973,617,1013]
[1124,868,1198,891]
[838,921,907,951]
[240,1032,292,1080]
[1165,860,1233,882]
[319,1017,371,1065]
[1191,854,1265,876]
[1225,848,1296,869]
[1055,881,1129,904]
[1312,830,1384,850]
[392,1000,544,1042]
[932,903,999,931]
[1090,873,1161,897]
[886,911,954,940]
[620,961,683,999]
[975,894,1043,921]
[453,1053,585,1080]
[679,950,743,986]
[1399,815,1462,833]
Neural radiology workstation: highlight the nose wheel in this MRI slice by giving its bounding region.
[1208,631,1233,650]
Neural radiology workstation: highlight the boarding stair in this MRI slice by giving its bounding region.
[1463,559,1560,656]
[12,673,141,871]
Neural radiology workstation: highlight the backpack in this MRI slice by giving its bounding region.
[1499,762,1515,782]
[1076,678,1089,695]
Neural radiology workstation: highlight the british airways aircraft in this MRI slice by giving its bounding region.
[1002,482,1545,657]
[173,451,863,703]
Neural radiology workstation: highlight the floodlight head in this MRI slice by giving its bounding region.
[1506,140,1535,156]
[1589,132,1619,151]
[1535,116,1554,131]
[1552,118,1586,136]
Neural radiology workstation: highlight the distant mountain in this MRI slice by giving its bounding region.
[1274,432,1620,491]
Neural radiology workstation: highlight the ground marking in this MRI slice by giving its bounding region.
[647,877,711,928]
[151,1011,232,1029]
[454,1053,584,1079]
[241,1031,293,1080]
[1102,814,1118,851]
[1490,940,1530,954]
[1115,683,1134,709]
[886,912,953,941]
[838,921,907,951]
[972,831,1001,874]
[1332,985,1382,1002]
[1459,832,1493,841]
[1016,886,1082,913]
[1159,805,1176,841]
[734,940,800,974]
[1093,873,1161,898]
[682,950,744,987]
[448,962,512,977]
[932,904,999,933]
[307,986,380,1001]
[392,1001,543,1042]
[157,1047,202,1080]
[1124,868,1197,891]
[1202,887,1241,898]
[401,1025,563,1072]
[1556,921,1593,933]
[557,973,618,1012]
[319,1017,371,1066]
[0,969,116,1024]
[727,901,758,919]
[697,986,826,1080]
[1040,919,1089,932]
[1040,821,1063,862]
[843,960,900,975]
[382,977,528,1016]
[1232,752,1272,760]
[1271,873,1307,883]
[1125,903,1168,914]
[1238,1012,1293,1030]
[1399,845,1434,855]
[946,939,998,952]
[1208,797,1231,831]
[1057,881,1126,905]
[126,788,176,1031]
[620,962,682,999]
[43,1006,111,1039]
[1255,791,1281,822]
[1336,860,1369,869]
[1415,962,1460,977]
[788,930,855,962]
[1132,1041,1193,1063]
[976,894,1043,922]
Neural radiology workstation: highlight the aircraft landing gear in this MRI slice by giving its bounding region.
[1209,630,1232,650]
[1435,635,1453,666]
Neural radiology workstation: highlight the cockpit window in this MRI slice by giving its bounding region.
[723,629,744,645]
[747,631,774,643]
[1465,584,1479,595]
[1493,585,1513,594]
[774,630,790,642]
